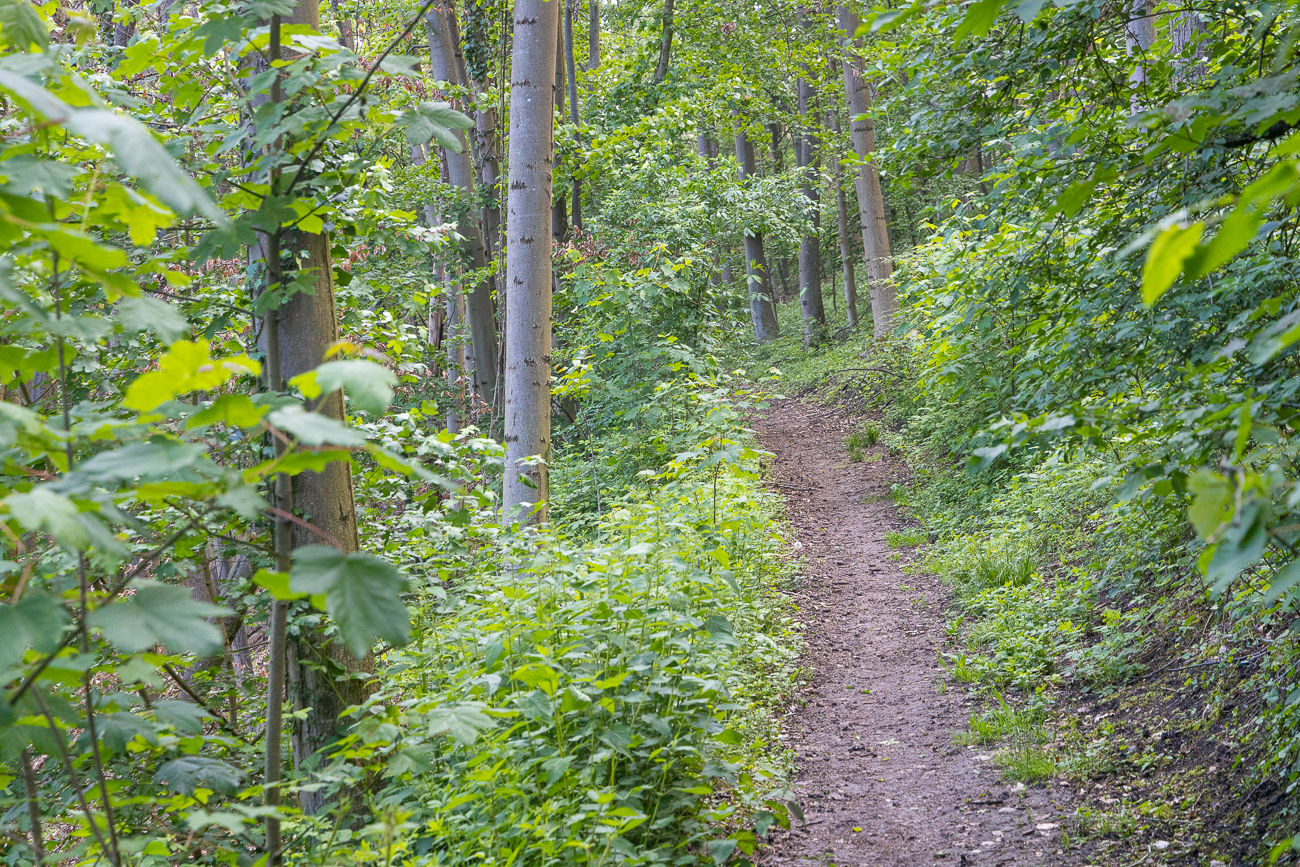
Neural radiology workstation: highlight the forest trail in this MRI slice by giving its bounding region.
[757,399,1074,867]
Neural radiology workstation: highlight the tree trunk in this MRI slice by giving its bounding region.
[113,0,136,45]
[553,20,569,241]
[327,0,354,49]
[1125,0,1156,112]
[766,121,794,304]
[734,117,779,343]
[796,75,825,347]
[838,6,895,339]
[458,4,502,259]
[565,0,582,231]
[426,4,499,406]
[827,106,859,328]
[502,0,559,524]
[588,0,599,69]
[652,0,675,85]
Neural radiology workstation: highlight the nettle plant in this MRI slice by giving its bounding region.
[0,0,478,863]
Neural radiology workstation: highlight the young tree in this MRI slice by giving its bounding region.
[554,21,570,240]
[426,3,499,406]
[837,6,895,339]
[565,0,582,230]
[734,116,779,342]
[652,0,675,84]
[827,105,859,327]
[502,0,560,523]
[796,74,825,346]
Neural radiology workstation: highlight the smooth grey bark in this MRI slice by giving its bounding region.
[838,6,895,339]
[796,75,825,347]
[502,0,559,524]
[413,143,465,432]
[734,117,779,343]
[827,106,859,328]
[588,0,599,68]
[1171,9,1206,80]
[652,0,674,84]
[1125,0,1156,103]
[766,121,793,302]
[553,21,569,241]
[565,0,582,231]
[426,4,498,405]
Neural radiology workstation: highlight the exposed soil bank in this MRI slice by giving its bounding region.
[757,398,1077,867]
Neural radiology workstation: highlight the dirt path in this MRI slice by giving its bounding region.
[757,399,1073,867]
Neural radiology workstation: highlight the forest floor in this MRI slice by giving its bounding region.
[756,398,1079,867]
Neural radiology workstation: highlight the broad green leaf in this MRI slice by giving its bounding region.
[186,394,267,429]
[1202,501,1268,595]
[251,568,307,600]
[1187,469,1233,537]
[394,101,473,153]
[1241,161,1299,208]
[289,546,410,657]
[1012,0,1049,23]
[0,596,70,670]
[4,488,90,550]
[1250,310,1300,364]
[117,296,189,343]
[267,406,368,446]
[314,359,397,415]
[88,581,229,655]
[0,0,49,50]
[79,440,204,483]
[1142,222,1204,306]
[954,0,1007,42]
[425,702,495,745]
[152,700,211,735]
[124,340,260,411]
[154,756,243,795]
[1054,179,1097,219]
[94,712,158,752]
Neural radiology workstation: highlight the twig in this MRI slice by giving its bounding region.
[161,663,253,745]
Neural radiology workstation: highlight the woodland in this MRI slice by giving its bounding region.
[1,0,1300,865]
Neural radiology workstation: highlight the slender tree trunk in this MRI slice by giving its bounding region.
[327,0,354,49]
[734,116,779,343]
[1125,0,1156,112]
[502,0,559,523]
[565,0,582,231]
[766,121,794,303]
[113,0,136,45]
[414,143,465,432]
[796,75,825,346]
[426,4,499,405]
[553,21,569,241]
[838,6,895,339]
[652,0,675,85]
[827,107,859,327]
[588,0,599,68]
[459,4,502,259]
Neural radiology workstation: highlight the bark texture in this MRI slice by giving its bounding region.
[796,75,825,346]
[652,0,675,84]
[502,0,559,523]
[838,7,895,339]
[553,20,569,241]
[565,0,582,231]
[426,4,499,406]
[828,107,859,328]
[734,118,779,343]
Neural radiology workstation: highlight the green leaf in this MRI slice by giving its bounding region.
[394,101,473,153]
[289,546,410,657]
[117,296,189,344]
[124,340,260,411]
[1202,501,1269,595]
[1053,179,1097,219]
[1142,222,1204,306]
[0,596,70,670]
[4,488,91,550]
[152,700,211,735]
[314,359,397,415]
[954,0,1007,42]
[154,756,243,795]
[425,701,495,745]
[1187,469,1233,538]
[0,0,49,50]
[88,581,229,655]
[79,440,204,484]
[267,406,368,446]
[1250,310,1300,364]
[703,614,737,646]
[186,394,267,429]
[1012,0,1049,23]
[251,568,306,601]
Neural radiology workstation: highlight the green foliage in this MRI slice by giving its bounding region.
[884,528,925,548]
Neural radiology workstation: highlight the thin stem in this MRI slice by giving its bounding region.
[20,748,44,865]
[31,689,116,863]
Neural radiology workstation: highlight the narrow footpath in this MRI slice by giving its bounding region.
[758,399,1074,867]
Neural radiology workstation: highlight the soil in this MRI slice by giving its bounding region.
[756,398,1078,867]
